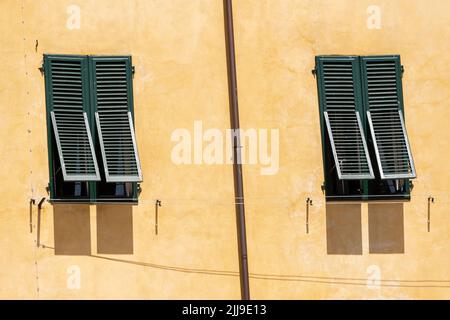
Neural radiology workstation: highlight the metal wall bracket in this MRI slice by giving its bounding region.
[36,197,46,247]
[306,197,313,234]
[155,199,162,235]
[29,197,46,247]
[427,196,434,232]
[29,199,35,233]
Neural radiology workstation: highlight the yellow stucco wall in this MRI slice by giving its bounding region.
[0,0,449,299]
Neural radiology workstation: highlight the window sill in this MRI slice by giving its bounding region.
[49,199,139,205]
[325,195,410,204]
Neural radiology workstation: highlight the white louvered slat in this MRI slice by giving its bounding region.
[49,58,100,181]
[363,58,416,179]
[321,59,374,180]
[93,59,142,182]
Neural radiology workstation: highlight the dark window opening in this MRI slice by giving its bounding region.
[96,182,134,200]
[324,132,364,200]
[51,135,90,200]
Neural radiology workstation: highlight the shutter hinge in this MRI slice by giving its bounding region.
[132,65,135,78]
[311,68,317,78]
[39,63,45,75]
[401,65,405,77]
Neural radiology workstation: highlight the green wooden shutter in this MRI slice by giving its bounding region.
[45,55,100,181]
[361,56,416,179]
[317,56,375,180]
[91,56,143,182]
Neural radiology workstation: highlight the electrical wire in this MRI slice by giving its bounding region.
[36,245,450,288]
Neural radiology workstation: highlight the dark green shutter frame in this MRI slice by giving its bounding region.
[317,56,375,180]
[46,55,100,181]
[361,56,416,179]
[91,57,143,182]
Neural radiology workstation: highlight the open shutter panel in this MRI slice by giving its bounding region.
[361,56,416,179]
[92,57,143,182]
[48,57,100,181]
[318,57,375,180]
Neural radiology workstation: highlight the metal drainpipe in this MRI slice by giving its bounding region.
[223,0,250,300]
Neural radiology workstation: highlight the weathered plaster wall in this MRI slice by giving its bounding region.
[0,0,449,299]
[233,0,450,299]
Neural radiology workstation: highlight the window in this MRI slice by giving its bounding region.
[44,54,142,203]
[315,55,416,201]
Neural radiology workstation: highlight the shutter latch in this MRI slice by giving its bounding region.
[311,68,317,78]
[132,65,135,78]
[401,65,405,77]
[39,63,45,75]
[137,183,142,195]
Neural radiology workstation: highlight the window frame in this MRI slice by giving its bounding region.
[44,54,140,204]
[315,55,412,202]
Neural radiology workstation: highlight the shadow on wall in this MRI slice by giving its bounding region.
[53,204,91,255]
[326,204,363,255]
[325,203,405,255]
[96,205,134,254]
[368,203,404,254]
[53,204,134,255]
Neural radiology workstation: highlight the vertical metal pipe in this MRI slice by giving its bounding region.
[223,0,250,300]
